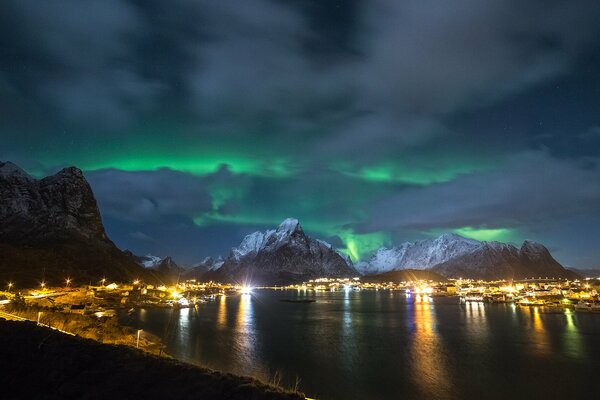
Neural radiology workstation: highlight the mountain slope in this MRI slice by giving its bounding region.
[182,257,224,281]
[431,240,578,280]
[0,161,160,287]
[127,253,184,283]
[357,233,480,275]
[205,218,356,285]
[358,232,576,280]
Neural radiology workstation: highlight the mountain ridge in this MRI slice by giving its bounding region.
[0,161,161,287]
[357,234,577,280]
[204,218,357,285]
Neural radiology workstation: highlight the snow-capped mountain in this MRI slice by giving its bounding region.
[137,254,163,268]
[205,218,357,284]
[195,256,225,271]
[357,233,480,275]
[357,233,577,280]
[130,254,184,282]
[182,256,225,280]
[0,161,159,286]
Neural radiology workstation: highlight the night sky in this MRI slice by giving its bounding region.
[2,1,600,268]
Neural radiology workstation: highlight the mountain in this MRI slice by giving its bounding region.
[182,256,224,281]
[205,218,357,285]
[432,240,578,280]
[357,233,577,280]
[127,253,184,283]
[356,233,480,275]
[0,161,160,287]
[568,268,599,278]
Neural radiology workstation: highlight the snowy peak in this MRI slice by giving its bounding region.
[233,231,267,259]
[230,218,309,260]
[360,233,574,280]
[138,254,164,268]
[276,218,302,235]
[519,240,550,261]
[208,218,357,284]
[359,233,480,275]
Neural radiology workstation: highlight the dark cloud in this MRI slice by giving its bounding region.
[2,1,600,267]
[86,168,213,222]
[360,150,600,232]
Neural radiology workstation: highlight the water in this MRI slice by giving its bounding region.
[120,290,600,400]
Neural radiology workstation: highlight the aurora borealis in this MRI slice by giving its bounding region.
[2,1,600,268]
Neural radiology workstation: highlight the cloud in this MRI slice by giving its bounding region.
[86,168,213,222]
[129,231,156,243]
[3,1,599,152]
[360,150,600,233]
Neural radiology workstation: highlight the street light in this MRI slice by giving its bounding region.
[101,277,106,286]
[65,278,71,288]
[40,281,46,289]
[133,279,140,286]
[136,329,142,348]
[7,282,13,292]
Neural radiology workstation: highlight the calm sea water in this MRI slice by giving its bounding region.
[120,290,600,400]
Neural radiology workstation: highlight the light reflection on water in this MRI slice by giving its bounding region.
[410,295,453,399]
[217,294,227,328]
[121,291,600,400]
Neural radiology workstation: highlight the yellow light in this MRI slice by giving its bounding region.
[133,280,140,285]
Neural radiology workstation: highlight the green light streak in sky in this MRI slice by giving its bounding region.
[84,155,297,178]
[332,162,486,185]
[337,230,390,262]
[452,227,516,242]
[331,151,500,185]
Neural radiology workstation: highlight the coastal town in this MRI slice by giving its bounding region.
[1,275,599,319]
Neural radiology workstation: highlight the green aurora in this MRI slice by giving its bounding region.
[17,138,517,261]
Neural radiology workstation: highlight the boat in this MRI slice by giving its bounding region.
[575,301,600,312]
[518,297,545,306]
[461,292,484,302]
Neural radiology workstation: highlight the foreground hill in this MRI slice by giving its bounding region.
[0,161,160,287]
[205,218,357,285]
[357,233,577,280]
[0,320,303,400]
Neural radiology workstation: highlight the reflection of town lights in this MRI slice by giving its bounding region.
[178,297,189,306]
[240,286,253,295]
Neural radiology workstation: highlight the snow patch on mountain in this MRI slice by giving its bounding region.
[358,233,480,274]
[138,254,164,268]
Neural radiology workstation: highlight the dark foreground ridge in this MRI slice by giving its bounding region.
[0,320,304,400]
